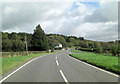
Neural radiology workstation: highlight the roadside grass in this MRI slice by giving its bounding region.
[1,52,55,75]
[2,51,47,58]
[71,48,83,53]
[70,49,119,74]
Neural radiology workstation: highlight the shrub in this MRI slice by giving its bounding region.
[110,44,118,56]
[77,47,96,52]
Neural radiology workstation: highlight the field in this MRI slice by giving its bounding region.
[71,48,83,53]
[70,49,119,74]
[1,52,55,75]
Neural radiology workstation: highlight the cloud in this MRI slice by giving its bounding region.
[2,1,118,41]
[65,21,117,41]
[84,2,118,23]
[2,2,73,32]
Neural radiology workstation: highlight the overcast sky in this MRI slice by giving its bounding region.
[2,0,118,41]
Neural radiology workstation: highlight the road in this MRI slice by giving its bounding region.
[1,49,119,84]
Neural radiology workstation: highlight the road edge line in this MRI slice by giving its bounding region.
[69,54,119,78]
[0,54,48,83]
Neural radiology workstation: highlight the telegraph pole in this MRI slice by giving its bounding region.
[25,33,28,56]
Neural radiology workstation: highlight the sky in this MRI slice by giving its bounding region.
[2,0,118,41]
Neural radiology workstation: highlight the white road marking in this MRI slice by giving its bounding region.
[56,55,57,60]
[55,56,69,83]
[0,55,48,83]
[59,70,69,84]
[56,60,59,66]
[69,54,119,77]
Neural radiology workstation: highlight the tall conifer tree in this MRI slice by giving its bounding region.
[31,24,49,51]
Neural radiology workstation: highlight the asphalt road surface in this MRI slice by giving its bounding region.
[1,49,119,83]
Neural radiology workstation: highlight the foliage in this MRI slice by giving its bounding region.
[2,24,119,56]
[69,37,78,46]
[88,41,94,48]
[79,41,88,48]
[48,36,60,49]
[77,47,96,52]
[110,44,118,56]
[12,40,25,51]
[31,24,49,51]
[94,42,103,54]
[2,39,12,52]
[55,36,67,47]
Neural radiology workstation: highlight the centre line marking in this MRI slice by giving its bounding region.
[59,70,69,84]
[56,60,59,66]
[56,55,57,60]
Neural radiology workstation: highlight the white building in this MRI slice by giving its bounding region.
[59,44,62,48]
[55,44,62,48]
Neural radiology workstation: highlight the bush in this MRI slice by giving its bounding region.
[55,47,62,50]
[94,42,103,54]
[110,44,118,56]
[51,48,54,52]
[77,47,97,52]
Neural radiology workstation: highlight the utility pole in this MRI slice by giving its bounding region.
[25,33,28,56]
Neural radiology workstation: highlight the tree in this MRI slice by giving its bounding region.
[78,37,84,40]
[48,36,60,49]
[2,39,12,52]
[102,42,110,49]
[2,32,9,39]
[110,44,118,56]
[79,41,88,48]
[69,37,78,46]
[88,41,94,48]
[31,24,49,51]
[8,32,20,40]
[12,40,25,52]
[94,42,103,53]
[55,36,67,47]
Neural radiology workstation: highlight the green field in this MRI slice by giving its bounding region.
[71,48,83,53]
[70,49,119,74]
[1,52,55,75]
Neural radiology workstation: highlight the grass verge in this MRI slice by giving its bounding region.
[71,48,83,53]
[70,49,119,74]
[1,52,55,75]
